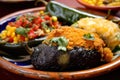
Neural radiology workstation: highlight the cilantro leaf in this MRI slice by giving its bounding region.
[83,33,95,41]
[50,36,68,51]
[15,27,29,36]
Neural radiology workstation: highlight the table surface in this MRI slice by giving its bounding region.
[0,0,120,80]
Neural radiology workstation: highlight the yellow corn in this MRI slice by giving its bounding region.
[1,30,7,39]
[25,37,29,41]
[16,34,21,42]
[6,25,11,31]
[13,37,18,43]
[11,32,16,38]
[83,0,106,6]
[108,2,120,6]
[1,33,7,39]
[83,0,96,5]
[40,10,44,15]
[46,29,50,33]
[7,31,11,37]
[1,30,7,35]
[52,16,58,22]
[11,27,16,32]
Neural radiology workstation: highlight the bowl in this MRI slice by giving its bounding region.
[0,7,120,80]
[77,0,120,10]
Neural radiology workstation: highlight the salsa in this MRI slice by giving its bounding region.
[0,11,61,44]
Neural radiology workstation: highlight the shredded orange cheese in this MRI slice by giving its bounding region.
[46,27,113,62]
[47,27,105,50]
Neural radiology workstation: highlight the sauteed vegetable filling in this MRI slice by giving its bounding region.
[0,11,60,44]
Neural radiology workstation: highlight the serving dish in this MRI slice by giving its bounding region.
[0,3,120,80]
[77,0,120,10]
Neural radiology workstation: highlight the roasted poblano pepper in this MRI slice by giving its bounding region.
[45,1,101,25]
[0,37,45,57]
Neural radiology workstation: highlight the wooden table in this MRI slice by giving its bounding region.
[0,0,120,80]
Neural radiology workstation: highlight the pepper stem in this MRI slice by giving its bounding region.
[24,43,34,55]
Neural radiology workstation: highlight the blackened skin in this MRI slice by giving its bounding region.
[31,44,101,71]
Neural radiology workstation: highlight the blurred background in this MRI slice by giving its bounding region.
[0,0,50,18]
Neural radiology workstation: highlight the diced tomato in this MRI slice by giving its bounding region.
[8,37,13,42]
[22,20,30,27]
[20,36,25,41]
[15,20,23,27]
[52,22,59,28]
[28,28,36,39]
[44,15,51,20]
[28,32,37,39]
[28,29,34,34]
[32,24,39,31]
[8,22,16,27]
[33,17,42,25]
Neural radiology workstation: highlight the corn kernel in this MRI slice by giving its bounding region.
[1,33,7,39]
[6,25,11,31]
[46,29,50,33]
[17,34,20,38]
[52,16,58,22]
[16,34,21,42]
[40,11,44,15]
[25,37,29,41]
[11,32,16,38]
[1,30,7,35]
[13,37,18,43]
[7,31,11,37]
[9,27,16,33]
[11,27,16,32]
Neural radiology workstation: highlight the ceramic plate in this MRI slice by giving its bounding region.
[2,55,33,68]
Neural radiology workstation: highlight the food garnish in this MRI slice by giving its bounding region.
[83,33,95,41]
[50,36,68,51]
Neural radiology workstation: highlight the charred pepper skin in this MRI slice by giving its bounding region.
[31,44,102,71]
[67,47,101,71]
[0,37,44,56]
[31,44,62,71]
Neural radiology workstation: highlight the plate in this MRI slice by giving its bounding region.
[2,55,33,68]
[77,0,120,10]
[0,6,120,80]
